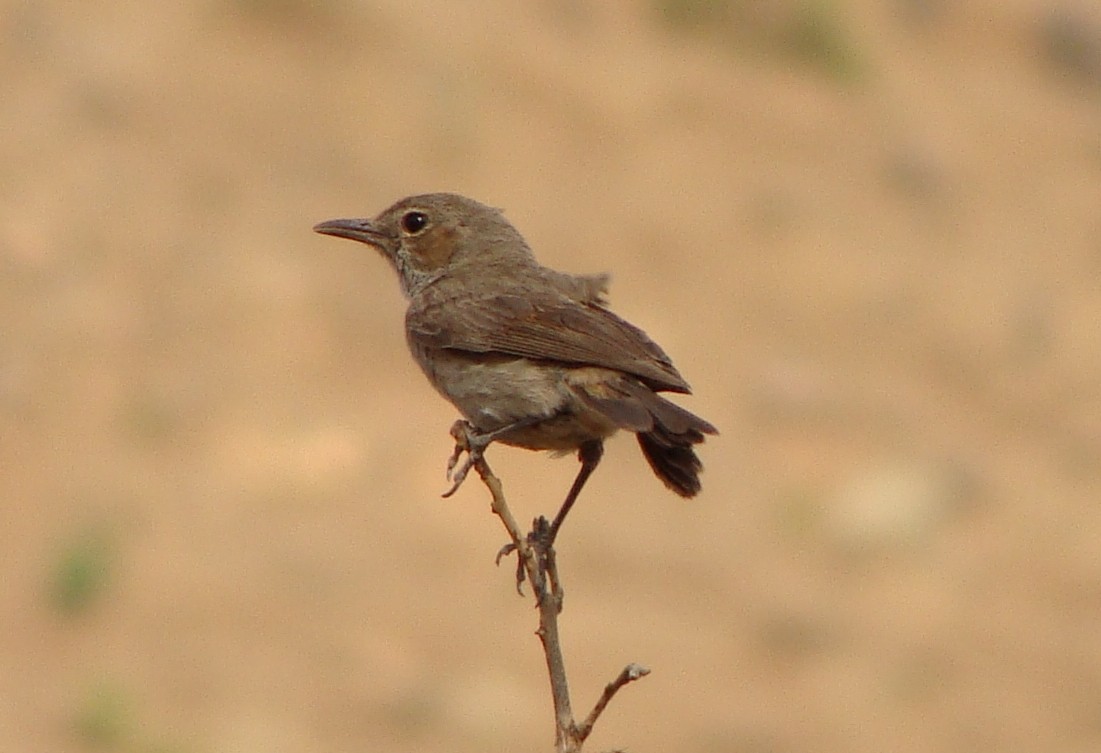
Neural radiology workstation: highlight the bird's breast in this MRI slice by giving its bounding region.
[409,347,566,428]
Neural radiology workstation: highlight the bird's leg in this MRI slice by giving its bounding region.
[442,416,543,498]
[495,440,604,603]
[546,440,604,544]
[529,515,564,611]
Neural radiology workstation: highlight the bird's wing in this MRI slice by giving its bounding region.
[406,290,691,393]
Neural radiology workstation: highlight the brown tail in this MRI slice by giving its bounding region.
[572,378,717,496]
[635,394,717,498]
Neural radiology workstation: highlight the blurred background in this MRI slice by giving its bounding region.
[4,1,1101,751]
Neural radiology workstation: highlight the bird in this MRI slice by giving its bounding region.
[314,193,716,542]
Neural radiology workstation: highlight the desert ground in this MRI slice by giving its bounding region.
[3,1,1101,751]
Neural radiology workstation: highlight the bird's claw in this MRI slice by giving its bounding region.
[442,419,480,498]
[495,541,526,595]
[495,541,518,565]
[442,456,474,497]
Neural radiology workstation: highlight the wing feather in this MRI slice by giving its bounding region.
[406,289,691,393]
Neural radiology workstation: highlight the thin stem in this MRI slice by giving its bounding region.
[469,453,648,752]
[575,663,651,743]
[473,457,575,751]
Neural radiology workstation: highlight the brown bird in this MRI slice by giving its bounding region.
[314,193,716,541]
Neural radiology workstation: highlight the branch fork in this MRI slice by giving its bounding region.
[446,429,649,752]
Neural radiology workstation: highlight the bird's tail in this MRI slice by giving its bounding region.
[572,378,717,496]
[635,393,717,498]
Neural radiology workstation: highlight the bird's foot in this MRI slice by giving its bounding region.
[495,541,526,595]
[442,420,490,497]
[495,516,563,610]
[529,515,553,551]
[444,415,548,497]
[530,516,564,612]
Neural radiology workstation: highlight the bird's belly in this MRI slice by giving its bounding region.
[499,412,620,452]
[422,352,568,428]
[414,350,619,450]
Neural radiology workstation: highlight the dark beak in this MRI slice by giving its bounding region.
[312,218,387,247]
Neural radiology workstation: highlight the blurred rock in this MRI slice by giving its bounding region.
[882,144,947,204]
[828,459,970,551]
[895,0,946,28]
[1042,6,1101,88]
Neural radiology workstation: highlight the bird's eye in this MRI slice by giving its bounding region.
[400,211,428,234]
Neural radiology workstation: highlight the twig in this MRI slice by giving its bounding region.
[469,454,647,752]
[575,663,651,743]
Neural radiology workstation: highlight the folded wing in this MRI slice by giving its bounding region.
[406,287,692,394]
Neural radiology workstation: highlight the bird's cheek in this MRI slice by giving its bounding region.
[411,228,457,271]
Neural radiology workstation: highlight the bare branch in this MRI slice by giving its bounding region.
[468,453,648,752]
[575,663,651,743]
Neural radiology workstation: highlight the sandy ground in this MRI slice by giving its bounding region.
[3,1,1101,751]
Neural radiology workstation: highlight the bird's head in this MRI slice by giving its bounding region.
[314,193,533,297]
